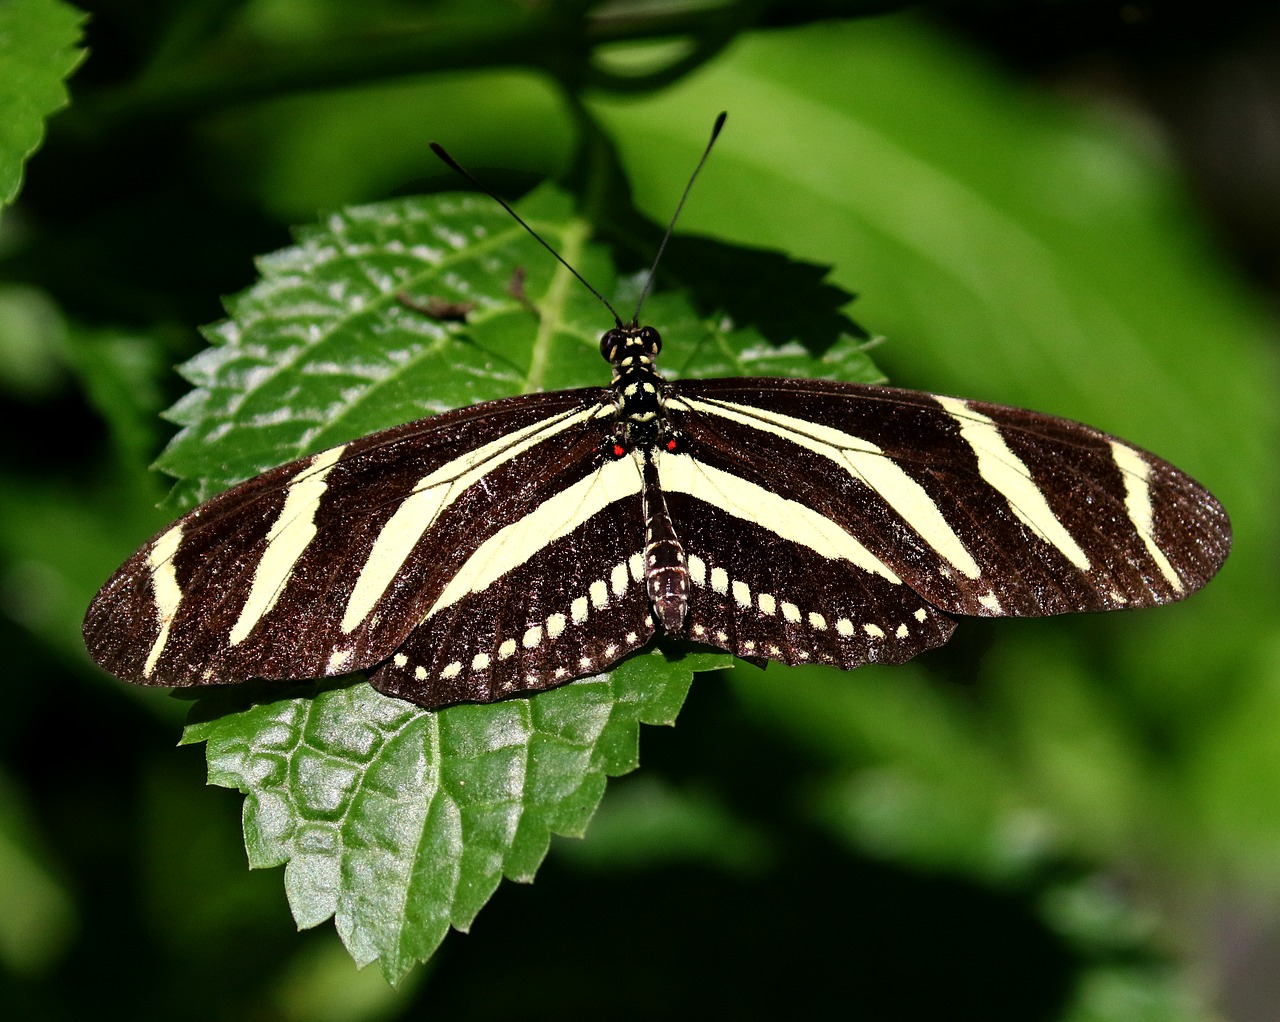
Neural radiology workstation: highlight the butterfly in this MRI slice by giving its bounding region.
[83,115,1231,709]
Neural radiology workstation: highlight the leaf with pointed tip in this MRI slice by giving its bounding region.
[182,652,727,983]
[167,187,873,979]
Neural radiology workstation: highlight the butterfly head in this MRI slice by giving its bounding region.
[600,324,662,368]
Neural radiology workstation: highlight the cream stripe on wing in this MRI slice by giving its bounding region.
[341,406,597,633]
[679,395,980,579]
[658,450,902,584]
[424,451,644,620]
[1110,440,1183,591]
[229,445,347,645]
[935,396,1091,572]
[142,524,185,677]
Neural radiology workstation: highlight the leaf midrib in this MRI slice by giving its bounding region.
[522,214,592,395]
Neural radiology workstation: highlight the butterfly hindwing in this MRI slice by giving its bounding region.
[370,514,657,707]
[667,491,959,669]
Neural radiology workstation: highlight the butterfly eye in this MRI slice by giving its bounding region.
[641,327,661,356]
[599,328,623,360]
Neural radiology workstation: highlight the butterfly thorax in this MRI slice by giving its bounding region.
[599,324,689,634]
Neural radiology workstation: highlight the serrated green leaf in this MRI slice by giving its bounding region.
[155,187,876,510]
[0,0,85,206]
[181,651,727,984]
[166,185,864,980]
[158,191,564,509]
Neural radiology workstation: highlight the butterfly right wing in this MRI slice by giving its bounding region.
[656,375,1228,673]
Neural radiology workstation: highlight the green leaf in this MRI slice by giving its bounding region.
[0,0,85,207]
[156,187,877,509]
[167,186,869,979]
[182,650,726,984]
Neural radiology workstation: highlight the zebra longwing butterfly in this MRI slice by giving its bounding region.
[83,122,1231,711]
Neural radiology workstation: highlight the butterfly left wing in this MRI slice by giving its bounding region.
[83,389,641,692]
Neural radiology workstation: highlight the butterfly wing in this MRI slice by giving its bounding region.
[83,389,637,690]
[663,376,1229,667]
[369,503,657,707]
[664,489,960,669]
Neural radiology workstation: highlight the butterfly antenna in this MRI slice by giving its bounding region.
[630,111,727,326]
[429,142,625,327]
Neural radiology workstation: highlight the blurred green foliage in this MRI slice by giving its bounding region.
[1,0,1277,1019]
